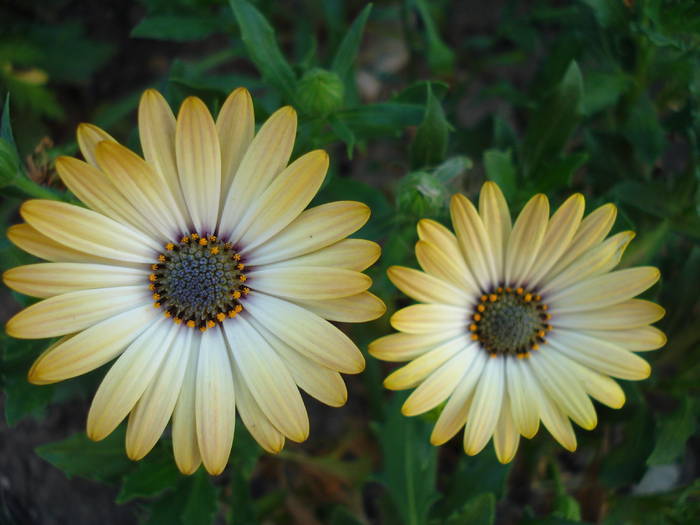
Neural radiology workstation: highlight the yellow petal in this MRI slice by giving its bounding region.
[581,326,666,352]
[234,150,328,251]
[292,292,386,323]
[3,262,147,298]
[6,286,150,339]
[528,193,585,287]
[415,240,479,294]
[176,96,222,233]
[553,299,665,331]
[450,193,499,289]
[76,122,117,167]
[274,238,380,271]
[195,328,235,475]
[216,88,255,201]
[172,336,202,474]
[504,194,549,286]
[387,265,470,307]
[20,199,160,262]
[248,266,370,300]
[493,396,520,464]
[463,356,505,455]
[247,201,369,266]
[219,106,296,238]
[545,203,617,279]
[548,267,660,313]
[478,181,512,277]
[369,330,464,362]
[390,303,468,334]
[505,357,540,438]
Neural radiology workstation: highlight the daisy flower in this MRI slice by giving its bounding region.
[369,182,664,463]
[3,88,385,475]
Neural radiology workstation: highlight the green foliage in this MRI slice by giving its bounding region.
[1,0,700,523]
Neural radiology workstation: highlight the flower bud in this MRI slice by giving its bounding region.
[295,68,345,117]
[396,171,448,218]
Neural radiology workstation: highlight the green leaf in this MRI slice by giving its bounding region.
[582,71,630,115]
[622,94,665,166]
[647,398,697,465]
[229,426,263,524]
[36,427,133,483]
[483,149,517,201]
[533,152,589,193]
[335,102,425,138]
[181,469,218,525]
[410,84,450,169]
[433,449,511,520]
[1,94,17,148]
[412,0,456,75]
[521,60,584,177]
[438,493,495,525]
[373,392,439,525]
[0,138,20,188]
[3,373,54,426]
[551,461,581,521]
[116,447,181,503]
[131,14,222,42]
[229,0,297,102]
[331,4,373,78]
[329,506,366,525]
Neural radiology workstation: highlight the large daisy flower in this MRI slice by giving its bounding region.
[3,88,385,475]
[369,182,664,463]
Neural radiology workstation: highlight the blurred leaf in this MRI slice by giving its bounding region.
[412,0,456,75]
[483,149,517,200]
[36,427,133,483]
[522,60,584,177]
[580,0,629,29]
[410,84,450,169]
[622,95,665,166]
[331,4,373,78]
[0,138,20,188]
[329,506,365,525]
[336,103,424,138]
[434,449,511,520]
[583,71,630,115]
[116,446,181,503]
[144,469,218,525]
[551,461,581,521]
[3,373,54,426]
[328,115,356,158]
[229,426,263,525]
[373,392,439,525]
[532,152,589,193]
[647,398,697,466]
[131,14,222,42]
[436,493,495,525]
[1,94,16,148]
[229,0,297,102]
[394,81,450,104]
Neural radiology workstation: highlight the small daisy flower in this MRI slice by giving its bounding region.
[370,182,664,463]
[3,88,385,475]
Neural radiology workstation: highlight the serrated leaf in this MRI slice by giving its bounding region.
[410,84,450,169]
[116,446,182,503]
[373,392,439,525]
[647,398,697,465]
[331,4,372,79]
[521,60,584,177]
[131,14,222,42]
[483,149,517,200]
[36,427,133,483]
[229,0,297,102]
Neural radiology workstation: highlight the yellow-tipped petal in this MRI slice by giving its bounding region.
[76,122,117,167]
[216,87,255,200]
[478,181,512,277]
[387,265,470,307]
[293,291,386,323]
[504,194,549,286]
[248,266,370,300]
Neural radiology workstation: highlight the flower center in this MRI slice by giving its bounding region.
[469,287,551,358]
[149,233,249,331]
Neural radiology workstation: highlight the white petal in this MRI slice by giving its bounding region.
[390,303,468,334]
[27,304,158,384]
[383,337,471,390]
[195,328,235,475]
[552,353,625,409]
[430,350,487,445]
[368,330,465,363]
[126,326,191,460]
[540,231,635,295]
[505,357,540,438]
[224,315,308,442]
[243,292,364,374]
[493,396,520,464]
[548,267,660,313]
[246,202,369,266]
[552,299,665,331]
[402,348,475,416]
[548,330,651,380]
[581,326,666,352]
[6,286,150,339]
[87,318,175,441]
[463,356,505,455]
[172,334,202,474]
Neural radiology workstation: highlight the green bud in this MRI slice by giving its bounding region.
[396,171,448,218]
[295,68,345,117]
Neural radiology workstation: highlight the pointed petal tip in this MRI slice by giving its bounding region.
[175,461,201,476]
